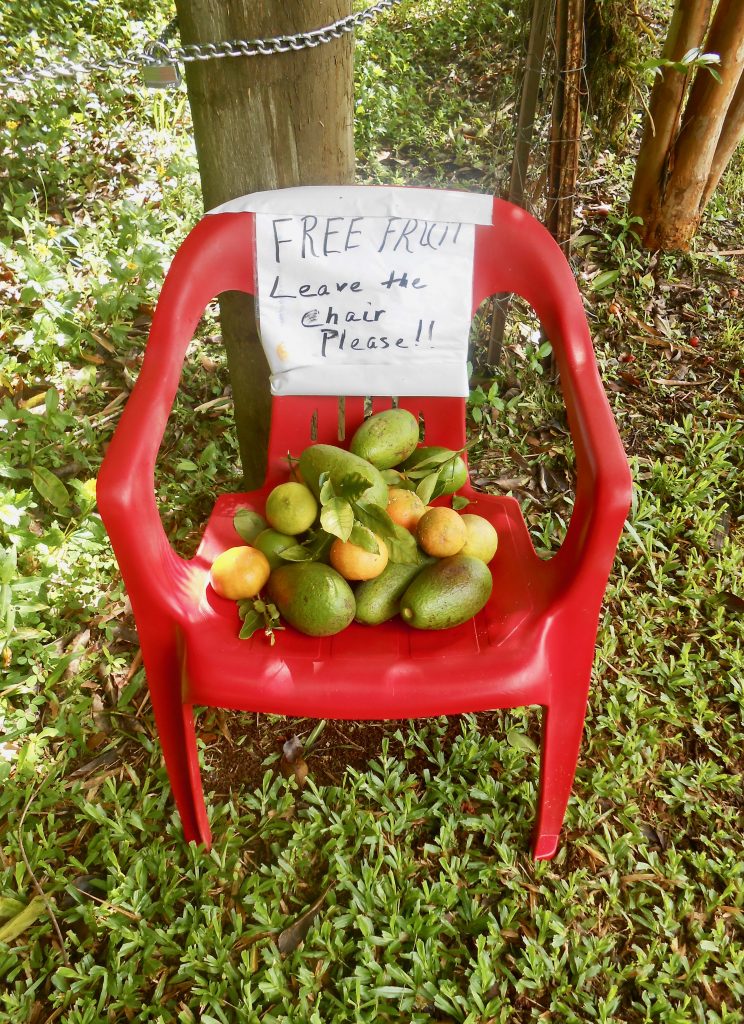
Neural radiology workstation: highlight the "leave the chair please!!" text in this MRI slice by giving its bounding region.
[265,214,465,359]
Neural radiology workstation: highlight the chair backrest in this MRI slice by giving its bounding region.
[98,184,631,608]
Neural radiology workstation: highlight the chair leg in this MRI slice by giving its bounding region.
[531,693,588,860]
[139,629,212,848]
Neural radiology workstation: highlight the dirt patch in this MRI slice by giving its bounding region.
[200,710,514,796]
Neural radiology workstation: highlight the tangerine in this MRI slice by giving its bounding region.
[209,546,271,600]
[386,487,427,531]
[416,507,467,558]
[329,533,389,581]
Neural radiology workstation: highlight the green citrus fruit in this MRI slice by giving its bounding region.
[254,528,298,570]
[264,482,318,535]
[459,514,499,563]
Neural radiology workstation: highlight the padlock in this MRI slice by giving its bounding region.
[142,60,181,89]
[141,42,181,89]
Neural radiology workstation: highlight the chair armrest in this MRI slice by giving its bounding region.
[98,211,256,609]
[474,200,632,596]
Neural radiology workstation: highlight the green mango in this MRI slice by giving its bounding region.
[399,555,492,630]
[349,408,420,470]
[299,444,388,507]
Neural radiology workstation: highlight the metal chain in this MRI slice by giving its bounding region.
[1,1,403,91]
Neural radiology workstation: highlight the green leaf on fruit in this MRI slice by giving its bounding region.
[335,472,373,501]
[233,508,266,543]
[318,472,334,505]
[415,472,439,505]
[452,495,471,510]
[320,498,355,541]
[279,531,334,562]
[385,529,420,564]
[278,545,313,561]
[406,450,458,474]
[381,469,409,487]
[353,500,419,564]
[349,522,380,554]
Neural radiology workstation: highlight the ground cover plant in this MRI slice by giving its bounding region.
[1,1,742,1021]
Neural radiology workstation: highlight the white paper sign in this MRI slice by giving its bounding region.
[208,187,494,397]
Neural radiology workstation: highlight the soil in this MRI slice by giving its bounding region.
[200,710,519,796]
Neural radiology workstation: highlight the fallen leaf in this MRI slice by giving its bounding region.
[68,747,121,780]
[0,897,47,943]
[90,331,116,353]
[709,511,731,552]
[64,629,91,680]
[18,393,47,411]
[277,888,331,954]
[91,694,111,734]
[280,735,309,787]
[618,370,642,389]
[506,728,538,753]
[711,591,744,614]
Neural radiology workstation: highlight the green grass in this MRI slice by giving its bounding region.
[1,1,743,1021]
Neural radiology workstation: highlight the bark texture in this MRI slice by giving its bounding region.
[175,0,355,485]
[629,0,714,233]
[546,0,585,254]
[631,0,744,250]
[700,68,744,210]
[488,0,551,364]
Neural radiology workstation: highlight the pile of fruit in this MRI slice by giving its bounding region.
[208,408,498,640]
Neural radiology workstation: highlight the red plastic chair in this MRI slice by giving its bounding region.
[98,190,631,860]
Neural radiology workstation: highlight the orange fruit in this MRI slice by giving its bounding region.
[416,507,467,558]
[386,487,427,531]
[329,533,389,581]
[209,545,271,600]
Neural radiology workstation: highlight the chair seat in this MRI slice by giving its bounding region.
[180,488,556,718]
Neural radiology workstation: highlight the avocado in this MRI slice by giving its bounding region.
[399,555,492,630]
[267,562,356,637]
[354,561,427,625]
[401,446,468,494]
[349,408,420,470]
[299,444,388,507]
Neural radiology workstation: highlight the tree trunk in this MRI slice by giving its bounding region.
[175,1,355,486]
[629,0,714,234]
[631,0,744,250]
[488,0,551,365]
[546,0,585,255]
[701,68,744,210]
